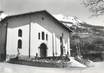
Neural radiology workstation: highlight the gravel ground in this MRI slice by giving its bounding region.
[0,62,103,73]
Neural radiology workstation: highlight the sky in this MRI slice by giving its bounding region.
[0,0,104,26]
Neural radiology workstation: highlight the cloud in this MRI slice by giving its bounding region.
[0,0,81,15]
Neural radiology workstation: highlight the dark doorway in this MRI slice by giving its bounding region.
[39,43,48,57]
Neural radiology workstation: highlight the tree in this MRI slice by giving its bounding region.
[82,0,104,16]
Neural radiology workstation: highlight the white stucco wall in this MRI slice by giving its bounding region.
[6,25,29,57]
[30,22,50,57]
[30,13,70,57]
[6,12,71,58]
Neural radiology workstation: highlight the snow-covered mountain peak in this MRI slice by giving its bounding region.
[53,14,74,22]
[53,14,84,26]
[53,14,85,28]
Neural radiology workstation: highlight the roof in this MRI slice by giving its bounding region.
[1,10,72,32]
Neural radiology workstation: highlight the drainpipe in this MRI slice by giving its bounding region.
[52,33,55,57]
[3,19,8,61]
[29,16,31,58]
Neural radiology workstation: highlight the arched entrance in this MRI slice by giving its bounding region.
[39,43,48,57]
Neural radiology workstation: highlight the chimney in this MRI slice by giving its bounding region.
[0,11,7,21]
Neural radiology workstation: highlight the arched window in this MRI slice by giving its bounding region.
[42,32,45,40]
[18,29,22,37]
[18,39,22,49]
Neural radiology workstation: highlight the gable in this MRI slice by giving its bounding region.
[4,10,72,32]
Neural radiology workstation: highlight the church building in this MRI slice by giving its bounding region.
[0,10,72,61]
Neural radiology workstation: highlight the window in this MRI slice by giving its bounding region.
[38,33,40,39]
[60,36,62,43]
[42,32,45,40]
[46,34,48,41]
[18,39,22,49]
[18,29,22,37]
[60,33,63,42]
[42,17,44,20]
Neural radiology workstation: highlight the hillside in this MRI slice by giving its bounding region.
[54,14,104,61]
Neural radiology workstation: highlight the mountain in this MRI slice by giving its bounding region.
[54,14,104,36]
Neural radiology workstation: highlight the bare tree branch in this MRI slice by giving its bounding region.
[82,0,104,16]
